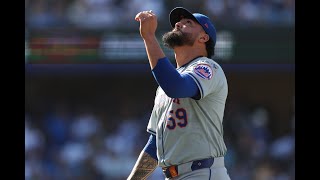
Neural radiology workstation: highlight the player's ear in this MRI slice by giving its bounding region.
[199,33,209,43]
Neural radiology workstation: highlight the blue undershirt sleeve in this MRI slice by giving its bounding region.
[143,134,158,160]
[151,57,200,98]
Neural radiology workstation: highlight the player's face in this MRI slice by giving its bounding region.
[162,18,202,49]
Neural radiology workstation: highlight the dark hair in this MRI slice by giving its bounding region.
[205,38,215,58]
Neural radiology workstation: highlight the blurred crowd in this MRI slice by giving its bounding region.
[25,98,295,180]
[25,0,295,30]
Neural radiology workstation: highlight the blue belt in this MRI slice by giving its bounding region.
[162,157,214,178]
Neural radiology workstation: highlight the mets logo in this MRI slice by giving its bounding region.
[194,64,213,80]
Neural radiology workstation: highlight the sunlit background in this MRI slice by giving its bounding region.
[25,0,295,179]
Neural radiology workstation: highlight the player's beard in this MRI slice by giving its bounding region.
[162,30,195,49]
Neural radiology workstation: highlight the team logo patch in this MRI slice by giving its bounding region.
[194,64,213,80]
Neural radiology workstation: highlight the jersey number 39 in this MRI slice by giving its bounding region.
[167,108,188,130]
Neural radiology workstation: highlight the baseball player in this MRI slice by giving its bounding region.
[127,7,231,180]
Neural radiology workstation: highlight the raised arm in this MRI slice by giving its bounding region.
[135,10,199,98]
[135,10,165,69]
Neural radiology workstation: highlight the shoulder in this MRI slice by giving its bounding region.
[195,57,221,69]
[188,57,223,80]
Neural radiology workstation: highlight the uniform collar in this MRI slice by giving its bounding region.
[177,56,204,70]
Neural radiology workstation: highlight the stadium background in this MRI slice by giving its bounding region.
[25,0,295,179]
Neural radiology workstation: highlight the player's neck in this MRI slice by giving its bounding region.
[174,46,206,68]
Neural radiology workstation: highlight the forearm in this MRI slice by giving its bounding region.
[143,35,166,69]
[127,151,158,180]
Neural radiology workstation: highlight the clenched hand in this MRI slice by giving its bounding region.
[135,10,158,40]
